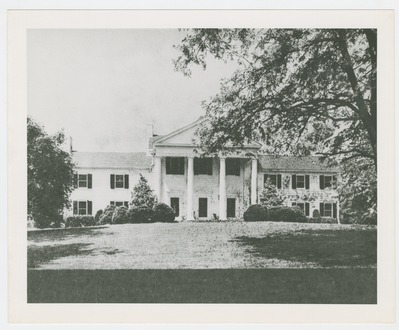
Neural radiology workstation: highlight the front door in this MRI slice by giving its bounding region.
[227,198,236,218]
[170,197,179,217]
[198,198,208,218]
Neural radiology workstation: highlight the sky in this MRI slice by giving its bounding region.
[27,29,238,152]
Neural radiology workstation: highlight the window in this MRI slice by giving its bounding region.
[264,174,282,189]
[226,158,240,176]
[74,173,92,188]
[296,175,305,188]
[110,201,129,208]
[292,174,310,189]
[227,198,236,218]
[110,174,129,189]
[324,203,332,217]
[166,157,185,175]
[292,202,310,216]
[73,201,92,215]
[319,202,337,218]
[320,175,337,190]
[198,198,208,218]
[170,198,179,217]
[194,158,212,175]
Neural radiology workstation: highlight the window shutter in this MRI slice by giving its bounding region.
[73,201,77,215]
[264,174,269,186]
[263,174,269,186]
[88,201,92,215]
[73,173,78,188]
[333,175,337,188]
[88,174,92,189]
[319,203,324,216]
[305,175,310,190]
[124,201,129,208]
[110,201,115,206]
[292,175,297,189]
[333,203,337,219]
[110,174,115,189]
[277,174,282,189]
[305,203,310,216]
[320,175,325,190]
[124,174,129,189]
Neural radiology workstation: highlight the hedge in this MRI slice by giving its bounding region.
[98,205,116,224]
[243,204,268,222]
[128,206,154,223]
[112,206,130,224]
[65,215,96,228]
[267,206,307,223]
[152,203,176,223]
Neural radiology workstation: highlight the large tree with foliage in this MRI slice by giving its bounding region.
[174,29,377,218]
[28,117,75,228]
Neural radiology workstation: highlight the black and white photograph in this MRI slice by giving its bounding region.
[5,8,396,325]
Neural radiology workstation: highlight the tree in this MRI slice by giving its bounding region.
[174,29,376,165]
[28,117,75,228]
[174,29,377,217]
[259,179,285,208]
[130,174,157,209]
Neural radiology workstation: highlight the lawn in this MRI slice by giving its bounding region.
[27,221,377,303]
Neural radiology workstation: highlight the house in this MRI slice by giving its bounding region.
[68,117,340,221]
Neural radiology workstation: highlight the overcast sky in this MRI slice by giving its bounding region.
[28,29,237,152]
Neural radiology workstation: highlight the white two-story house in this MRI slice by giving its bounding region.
[68,117,340,221]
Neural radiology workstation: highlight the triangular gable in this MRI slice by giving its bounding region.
[154,117,207,146]
[154,117,262,149]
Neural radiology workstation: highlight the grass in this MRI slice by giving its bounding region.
[233,229,377,267]
[28,268,376,303]
[27,221,377,303]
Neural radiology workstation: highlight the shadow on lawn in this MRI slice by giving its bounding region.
[28,268,377,304]
[28,226,112,244]
[28,243,95,268]
[232,229,377,267]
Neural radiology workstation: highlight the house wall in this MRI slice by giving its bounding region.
[68,160,339,220]
[67,167,154,216]
[257,171,339,216]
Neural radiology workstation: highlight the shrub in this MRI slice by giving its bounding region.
[312,209,321,219]
[243,204,268,222]
[152,203,176,223]
[98,205,116,224]
[320,217,338,224]
[267,206,307,223]
[131,174,157,209]
[65,215,96,228]
[112,206,129,224]
[360,212,377,225]
[95,209,103,223]
[127,206,154,223]
[308,217,321,223]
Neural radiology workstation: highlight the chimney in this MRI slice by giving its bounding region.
[146,124,154,156]
[69,136,74,154]
[147,124,154,139]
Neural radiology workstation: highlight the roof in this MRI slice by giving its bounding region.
[72,152,152,169]
[259,155,339,173]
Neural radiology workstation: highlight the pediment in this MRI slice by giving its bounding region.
[154,117,262,150]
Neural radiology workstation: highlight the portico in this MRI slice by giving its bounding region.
[150,117,262,221]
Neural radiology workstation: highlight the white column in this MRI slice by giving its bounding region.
[154,156,162,203]
[251,158,258,205]
[219,157,227,220]
[186,156,194,220]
